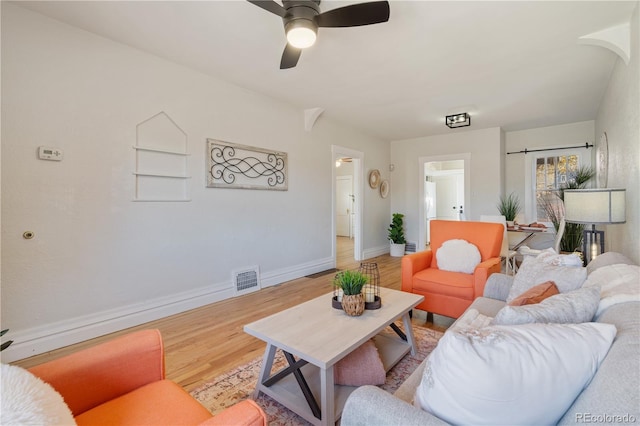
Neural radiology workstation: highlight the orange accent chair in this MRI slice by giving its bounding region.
[28,329,267,426]
[402,220,504,319]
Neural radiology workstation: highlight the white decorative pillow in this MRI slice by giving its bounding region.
[436,239,481,274]
[536,248,583,267]
[414,323,616,426]
[507,254,587,303]
[492,286,600,325]
[0,363,76,426]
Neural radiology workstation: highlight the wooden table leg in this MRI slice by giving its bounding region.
[254,343,277,399]
[402,312,418,356]
[320,365,335,426]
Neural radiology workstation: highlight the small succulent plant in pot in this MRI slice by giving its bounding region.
[333,270,368,316]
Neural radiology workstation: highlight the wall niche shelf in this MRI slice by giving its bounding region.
[133,172,191,179]
[133,145,190,156]
[134,112,190,202]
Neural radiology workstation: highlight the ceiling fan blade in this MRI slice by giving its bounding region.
[315,1,390,28]
[280,44,302,69]
[247,0,287,18]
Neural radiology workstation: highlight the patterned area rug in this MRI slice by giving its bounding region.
[191,323,443,425]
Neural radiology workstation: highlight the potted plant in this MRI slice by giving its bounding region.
[388,213,407,257]
[497,192,521,226]
[333,270,368,316]
[539,166,596,252]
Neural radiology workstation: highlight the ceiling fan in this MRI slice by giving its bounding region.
[247,0,390,69]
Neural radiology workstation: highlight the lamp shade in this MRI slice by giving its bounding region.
[564,189,626,224]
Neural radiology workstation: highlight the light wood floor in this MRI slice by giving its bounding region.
[14,237,449,392]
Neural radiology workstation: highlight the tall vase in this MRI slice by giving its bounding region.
[342,294,365,316]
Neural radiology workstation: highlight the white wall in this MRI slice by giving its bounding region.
[504,121,595,223]
[0,4,389,361]
[390,127,502,245]
[595,3,640,264]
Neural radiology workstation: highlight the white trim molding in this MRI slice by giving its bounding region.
[304,107,325,132]
[578,22,631,65]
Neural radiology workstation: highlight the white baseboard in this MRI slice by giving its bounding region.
[0,256,335,363]
[363,245,389,260]
[261,256,335,288]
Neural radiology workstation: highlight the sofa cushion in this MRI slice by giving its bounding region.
[492,286,600,325]
[414,322,616,426]
[586,251,635,275]
[582,263,640,318]
[508,280,559,306]
[413,269,475,300]
[558,302,640,424]
[435,239,481,274]
[0,364,76,426]
[75,380,212,426]
[334,339,386,386]
[507,255,587,303]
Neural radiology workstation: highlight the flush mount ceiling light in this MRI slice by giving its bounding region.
[445,113,471,128]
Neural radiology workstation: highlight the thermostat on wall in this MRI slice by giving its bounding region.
[38,146,63,161]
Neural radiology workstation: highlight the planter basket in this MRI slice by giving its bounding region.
[332,263,382,311]
[390,243,406,257]
[341,294,365,316]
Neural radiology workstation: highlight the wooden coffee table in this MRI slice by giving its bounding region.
[244,287,424,425]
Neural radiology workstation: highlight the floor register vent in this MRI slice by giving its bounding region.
[233,266,261,296]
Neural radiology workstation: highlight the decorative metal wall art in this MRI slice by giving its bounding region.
[207,139,288,190]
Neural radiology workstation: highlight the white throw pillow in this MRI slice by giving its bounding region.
[436,239,481,274]
[492,286,600,325]
[536,247,583,267]
[414,322,616,426]
[507,254,587,303]
[0,363,76,426]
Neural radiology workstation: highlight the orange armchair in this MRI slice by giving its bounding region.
[402,220,503,319]
[28,329,267,426]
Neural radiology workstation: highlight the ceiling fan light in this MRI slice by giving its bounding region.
[286,22,317,48]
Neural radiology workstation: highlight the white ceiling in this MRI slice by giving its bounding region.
[13,1,637,141]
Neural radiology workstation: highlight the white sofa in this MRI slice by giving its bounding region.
[341,252,640,425]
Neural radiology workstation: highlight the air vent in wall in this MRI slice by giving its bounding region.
[405,241,417,253]
[232,266,261,296]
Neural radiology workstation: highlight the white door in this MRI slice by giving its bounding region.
[336,176,352,237]
[433,175,460,220]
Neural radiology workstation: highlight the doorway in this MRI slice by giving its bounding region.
[418,154,471,250]
[336,175,354,238]
[332,145,363,264]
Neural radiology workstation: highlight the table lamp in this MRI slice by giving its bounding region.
[563,188,626,265]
